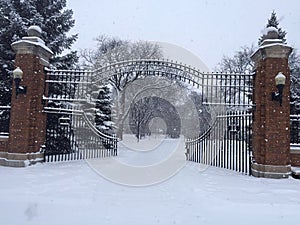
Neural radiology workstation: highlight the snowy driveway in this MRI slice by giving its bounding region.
[86,135,187,186]
[1,157,300,225]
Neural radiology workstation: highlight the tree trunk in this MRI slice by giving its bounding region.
[116,89,126,140]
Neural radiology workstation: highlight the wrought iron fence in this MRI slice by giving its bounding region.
[185,72,254,175]
[44,110,117,162]
[290,114,300,144]
[185,111,252,174]
[43,68,118,162]
[0,106,10,137]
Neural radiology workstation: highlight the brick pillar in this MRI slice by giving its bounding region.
[251,28,292,178]
[0,26,53,167]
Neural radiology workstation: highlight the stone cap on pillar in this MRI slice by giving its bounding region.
[11,25,54,66]
[251,28,292,64]
[260,27,282,46]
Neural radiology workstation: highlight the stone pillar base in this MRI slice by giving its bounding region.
[0,151,44,167]
[251,162,291,179]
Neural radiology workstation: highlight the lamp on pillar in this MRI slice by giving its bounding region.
[13,67,27,98]
[271,72,286,106]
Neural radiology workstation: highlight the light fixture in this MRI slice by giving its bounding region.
[13,67,27,98]
[271,72,286,106]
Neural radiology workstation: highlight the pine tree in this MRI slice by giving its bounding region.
[80,35,163,139]
[95,85,113,134]
[258,11,287,45]
[0,0,78,105]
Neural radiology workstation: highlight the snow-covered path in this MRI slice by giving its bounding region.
[86,135,187,186]
[1,158,300,225]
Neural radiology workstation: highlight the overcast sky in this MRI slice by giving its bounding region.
[67,0,300,70]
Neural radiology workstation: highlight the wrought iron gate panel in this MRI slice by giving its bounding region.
[185,72,253,175]
[43,68,118,162]
[290,114,300,144]
[44,111,117,162]
[0,106,10,137]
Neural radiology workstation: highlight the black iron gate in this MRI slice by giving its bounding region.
[42,60,253,173]
[185,72,253,175]
[0,106,10,137]
[44,110,118,162]
[186,111,252,174]
[43,68,118,162]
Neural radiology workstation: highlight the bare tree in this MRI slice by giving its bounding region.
[130,98,154,141]
[217,44,300,107]
[215,45,255,108]
[216,45,255,74]
[80,35,163,139]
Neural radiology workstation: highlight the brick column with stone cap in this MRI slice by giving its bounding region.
[251,27,293,178]
[0,26,53,167]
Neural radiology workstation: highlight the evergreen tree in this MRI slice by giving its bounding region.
[81,35,162,139]
[0,0,78,105]
[95,85,114,134]
[258,11,287,45]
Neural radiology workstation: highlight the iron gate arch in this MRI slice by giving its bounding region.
[43,59,253,175]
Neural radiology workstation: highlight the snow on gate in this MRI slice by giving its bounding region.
[41,60,253,176]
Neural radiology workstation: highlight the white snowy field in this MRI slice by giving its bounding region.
[1,135,300,225]
[1,161,300,224]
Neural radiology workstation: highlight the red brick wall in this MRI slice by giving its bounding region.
[252,57,290,165]
[8,54,47,154]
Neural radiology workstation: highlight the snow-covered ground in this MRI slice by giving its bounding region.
[1,136,300,225]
